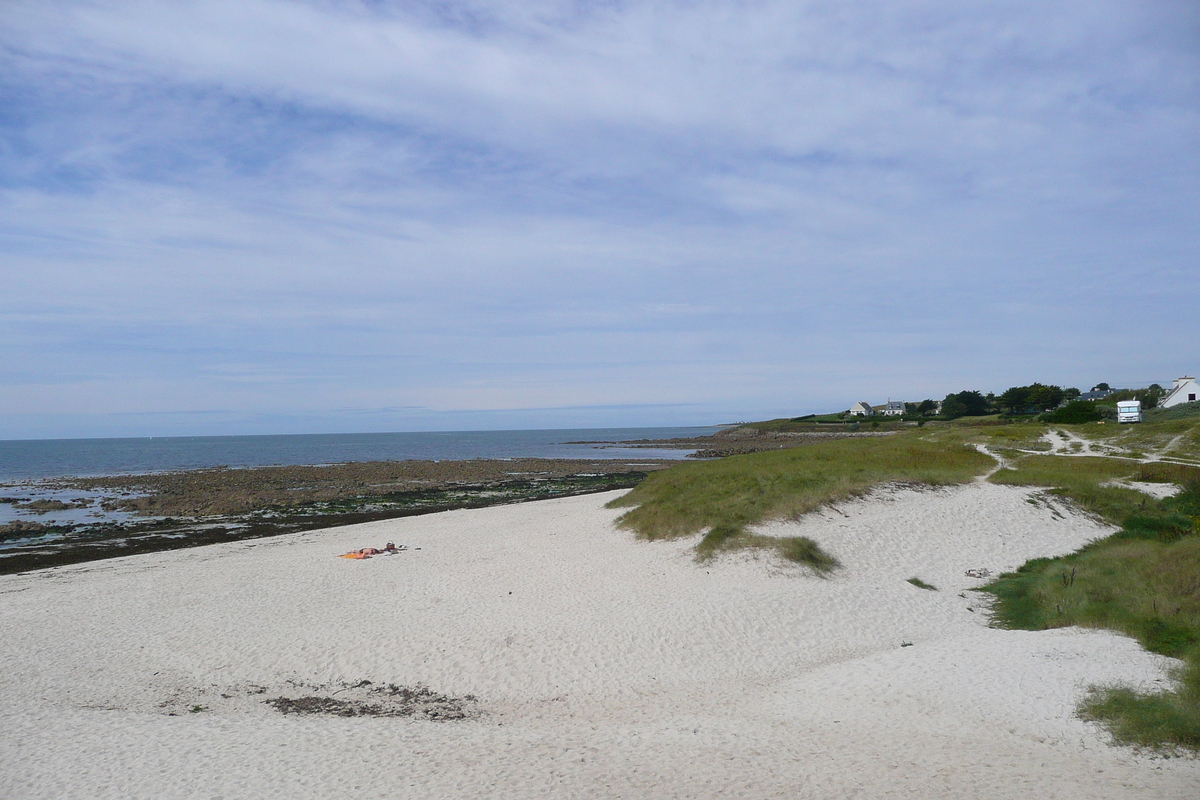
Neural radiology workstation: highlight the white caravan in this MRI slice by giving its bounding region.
[1116,400,1142,423]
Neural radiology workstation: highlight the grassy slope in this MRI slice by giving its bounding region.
[607,433,991,566]
[611,415,1200,750]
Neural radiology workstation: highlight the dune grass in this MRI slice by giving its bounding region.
[907,577,938,591]
[607,433,992,567]
[1079,666,1200,751]
[983,476,1200,751]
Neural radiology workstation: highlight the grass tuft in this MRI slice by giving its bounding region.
[1080,658,1200,751]
[906,577,938,591]
[692,527,840,574]
[772,536,841,573]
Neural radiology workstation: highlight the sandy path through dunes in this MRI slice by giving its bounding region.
[1,486,1196,798]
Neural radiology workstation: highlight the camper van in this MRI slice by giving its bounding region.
[1116,400,1142,423]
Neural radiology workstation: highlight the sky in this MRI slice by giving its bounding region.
[1,1,1198,440]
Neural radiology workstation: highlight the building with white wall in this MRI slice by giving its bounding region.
[849,401,874,416]
[1161,376,1200,408]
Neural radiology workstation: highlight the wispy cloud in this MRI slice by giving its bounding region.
[1,1,1197,437]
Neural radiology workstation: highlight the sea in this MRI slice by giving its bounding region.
[0,426,722,482]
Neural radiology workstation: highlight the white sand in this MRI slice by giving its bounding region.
[1,483,1196,799]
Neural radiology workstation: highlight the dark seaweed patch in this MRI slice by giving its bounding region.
[267,683,477,720]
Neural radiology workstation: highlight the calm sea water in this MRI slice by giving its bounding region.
[0,427,721,482]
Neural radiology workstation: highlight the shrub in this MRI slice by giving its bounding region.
[1043,401,1102,424]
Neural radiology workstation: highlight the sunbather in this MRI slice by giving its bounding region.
[340,543,404,559]
[339,546,380,559]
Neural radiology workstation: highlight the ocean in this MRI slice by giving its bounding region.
[0,427,722,482]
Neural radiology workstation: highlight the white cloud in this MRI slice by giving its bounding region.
[1,1,1197,437]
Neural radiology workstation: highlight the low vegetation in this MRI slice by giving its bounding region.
[988,455,1157,524]
[907,577,938,591]
[606,434,992,568]
[612,408,1200,750]
[1042,400,1102,424]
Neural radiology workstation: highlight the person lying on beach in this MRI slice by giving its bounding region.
[339,543,405,559]
[339,547,380,559]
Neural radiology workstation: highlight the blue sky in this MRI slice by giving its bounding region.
[2,1,1197,439]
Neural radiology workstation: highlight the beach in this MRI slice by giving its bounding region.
[1,483,1196,798]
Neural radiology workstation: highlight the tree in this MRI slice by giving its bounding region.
[998,383,1064,413]
[916,399,937,415]
[997,386,1031,413]
[1064,387,1081,400]
[1092,382,1110,392]
[1026,383,1065,411]
[941,390,990,419]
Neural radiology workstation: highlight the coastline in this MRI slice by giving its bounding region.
[0,458,671,574]
[0,426,889,574]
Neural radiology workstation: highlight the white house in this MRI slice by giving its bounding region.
[881,400,905,416]
[849,401,874,417]
[1162,375,1200,408]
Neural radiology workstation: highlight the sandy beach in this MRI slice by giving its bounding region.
[1,483,1197,799]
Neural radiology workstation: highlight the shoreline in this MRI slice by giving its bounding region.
[0,427,893,574]
[0,458,672,574]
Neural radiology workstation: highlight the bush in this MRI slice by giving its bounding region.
[1042,400,1102,424]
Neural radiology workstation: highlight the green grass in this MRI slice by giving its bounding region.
[907,577,938,591]
[1146,402,1200,422]
[983,480,1200,751]
[758,534,841,572]
[607,433,992,565]
[1079,668,1200,751]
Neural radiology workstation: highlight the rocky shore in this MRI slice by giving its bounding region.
[0,458,671,574]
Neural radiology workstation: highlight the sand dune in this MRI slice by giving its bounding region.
[1,484,1196,798]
